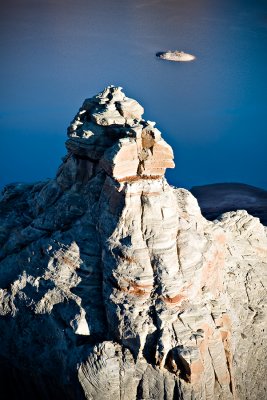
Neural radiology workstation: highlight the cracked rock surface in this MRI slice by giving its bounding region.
[0,86,266,400]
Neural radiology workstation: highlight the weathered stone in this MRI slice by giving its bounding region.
[117,98,144,120]
[0,86,266,400]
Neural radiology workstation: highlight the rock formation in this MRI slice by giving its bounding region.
[0,86,266,400]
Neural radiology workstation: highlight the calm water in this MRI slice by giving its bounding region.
[1,0,267,190]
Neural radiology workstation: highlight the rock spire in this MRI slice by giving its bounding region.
[66,85,174,181]
[0,86,266,400]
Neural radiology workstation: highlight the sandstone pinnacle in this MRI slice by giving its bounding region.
[0,86,266,400]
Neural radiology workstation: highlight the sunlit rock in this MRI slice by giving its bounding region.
[0,86,266,400]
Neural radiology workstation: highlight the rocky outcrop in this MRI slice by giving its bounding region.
[0,86,266,400]
[65,86,174,181]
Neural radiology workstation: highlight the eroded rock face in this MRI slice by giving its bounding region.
[66,86,174,181]
[0,86,266,400]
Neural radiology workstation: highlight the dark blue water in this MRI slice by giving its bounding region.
[1,0,267,189]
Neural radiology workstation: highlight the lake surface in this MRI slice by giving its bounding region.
[1,0,267,190]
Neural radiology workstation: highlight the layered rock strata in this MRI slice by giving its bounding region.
[66,85,174,181]
[0,86,266,400]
